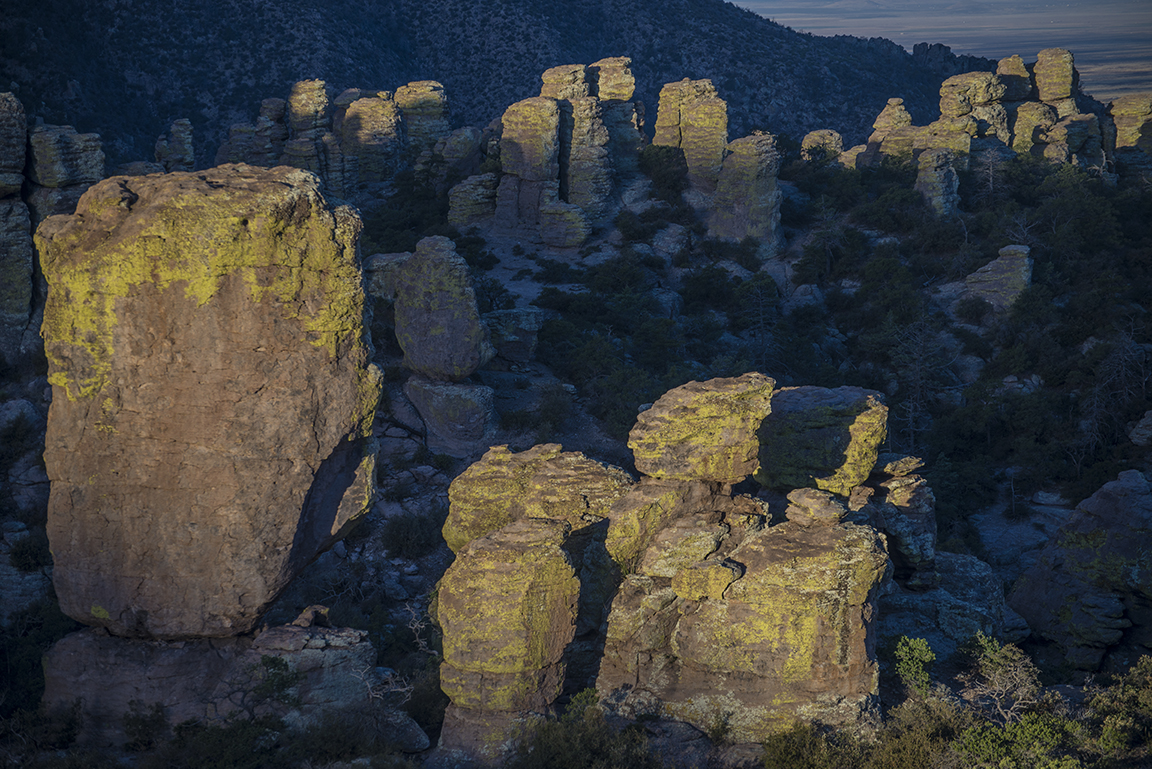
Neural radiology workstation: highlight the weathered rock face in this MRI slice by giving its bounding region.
[341,96,403,184]
[914,147,961,216]
[0,199,33,359]
[28,125,105,189]
[598,516,889,742]
[709,133,781,242]
[448,172,500,228]
[1012,101,1058,154]
[1033,48,1078,103]
[391,235,494,382]
[0,93,26,197]
[590,56,636,101]
[38,165,381,639]
[628,373,775,485]
[939,72,1007,119]
[394,81,450,154]
[564,97,613,222]
[438,375,899,759]
[754,386,888,496]
[154,119,194,172]
[287,79,330,142]
[880,552,1022,661]
[964,244,1032,311]
[444,443,633,553]
[1108,93,1152,173]
[653,79,728,193]
[403,377,496,459]
[42,617,427,749]
[1008,470,1152,670]
[500,97,561,180]
[438,518,580,711]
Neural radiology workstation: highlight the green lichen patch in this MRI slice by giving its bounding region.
[37,166,369,402]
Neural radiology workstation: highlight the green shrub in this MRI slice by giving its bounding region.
[505,689,668,769]
[380,507,446,560]
[894,637,935,698]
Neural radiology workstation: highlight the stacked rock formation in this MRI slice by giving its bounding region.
[449,57,646,247]
[379,236,497,457]
[1009,470,1152,671]
[914,148,961,215]
[35,164,407,744]
[842,48,1120,177]
[0,93,32,362]
[1108,94,1152,174]
[215,78,453,198]
[436,373,902,761]
[653,79,729,193]
[709,132,782,243]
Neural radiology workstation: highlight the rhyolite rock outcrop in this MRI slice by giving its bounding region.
[436,517,580,760]
[754,386,888,496]
[653,78,728,193]
[390,235,494,382]
[0,198,33,361]
[1008,470,1152,671]
[597,487,889,741]
[709,133,782,243]
[154,119,194,172]
[403,376,496,459]
[437,374,898,758]
[964,244,1033,311]
[38,164,381,639]
[0,93,25,197]
[914,147,961,216]
[629,372,775,485]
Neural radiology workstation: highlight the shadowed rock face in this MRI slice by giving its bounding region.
[653,78,728,193]
[38,164,381,639]
[1009,470,1152,671]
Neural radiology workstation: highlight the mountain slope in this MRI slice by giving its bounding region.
[1,0,957,166]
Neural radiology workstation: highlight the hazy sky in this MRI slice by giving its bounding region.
[733,0,1152,100]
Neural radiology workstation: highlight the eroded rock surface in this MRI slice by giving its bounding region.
[628,372,775,484]
[1008,470,1152,670]
[709,133,781,242]
[391,235,494,382]
[39,165,380,639]
[653,79,728,193]
[964,244,1033,311]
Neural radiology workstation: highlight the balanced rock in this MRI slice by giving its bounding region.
[590,56,636,100]
[653,79,728,193]
[395,81,450,154]
[0,93,25,197]
[629,373,775,484]
[938,72,1006,119]
[438,518,580,711]
[443,443,633,553]
[867,469,938,587]
[403,377,496,459]
[1034,48,1078,103]
[27,125,104,188]
[1110,94,1152,154]
[1009,470,1152,670]
[541,64,590,100]
[785,487,848,527]
[964,244,1032,311]
[754,386,888,496]
[997,55,1035,101]
[709,133,781,242]
[391,235,495,381]
[870,98,914,142]
[38,165,381,638]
